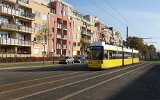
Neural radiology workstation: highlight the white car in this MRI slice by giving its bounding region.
[59,56,74,64]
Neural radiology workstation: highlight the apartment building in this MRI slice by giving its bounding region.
[84,15,98,43]
[0,0,123,59]
[49,0,73,58]
[95,21,122,46]
[72,10,83,56]
[29,0,50,57]
[0,0,34,57]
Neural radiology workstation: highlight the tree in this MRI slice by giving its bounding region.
[34,24,49,44]
[128,36,145,54]
[126,36,157,60]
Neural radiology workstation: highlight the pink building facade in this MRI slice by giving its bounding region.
[49,0,73,58]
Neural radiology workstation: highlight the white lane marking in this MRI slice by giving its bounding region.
[58,63,151,100]
[0,64,59,70]
[0,72,96,95]
[0,63,144,95]
[0,63,143,87]
[0,71,81,87]
[13,63,145,100]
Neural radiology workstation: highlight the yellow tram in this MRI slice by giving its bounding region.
[88,42,139,70]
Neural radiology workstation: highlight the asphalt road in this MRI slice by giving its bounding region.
[0,62,160,100]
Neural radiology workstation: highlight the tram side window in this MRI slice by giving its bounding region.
[124,52,132,58]
[116,51,123,59]
[109,51,117,59]
[104,50,108,59]
[133,53,139,58]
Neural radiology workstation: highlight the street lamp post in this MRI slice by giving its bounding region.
[52,37,55,64]
[42,42,46,64]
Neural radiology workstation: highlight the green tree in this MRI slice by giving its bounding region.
[128,36,145,54]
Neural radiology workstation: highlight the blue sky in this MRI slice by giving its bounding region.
[65,0,160,50]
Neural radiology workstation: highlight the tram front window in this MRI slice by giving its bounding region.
[91,47,103,60]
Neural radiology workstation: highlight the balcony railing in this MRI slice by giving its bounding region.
[0,23,34,34]
[57,44,62,49]
[0,38,32,46]
[57,23,67,30]
[81,38,91,43]
[0,4,35,20]
[63,45,67,49]
[57,23,62,29]
[19,25,34,34]
[0,53,31,57]
[0,23,18,31]
[63,25,67,30]
[56,44,67,49]
[81,31,92,36]
[57,33,67,40]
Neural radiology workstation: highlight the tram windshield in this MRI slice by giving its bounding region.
[90,46,103,60]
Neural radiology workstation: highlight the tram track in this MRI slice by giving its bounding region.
[0,63,147,100]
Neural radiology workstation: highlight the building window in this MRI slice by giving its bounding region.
[68,16,72,21]
[77,26,80,30]
[0,32,10,38]
[0,17,9,24]
[69,23,71,28]
[35,10,41,18]
[51,9,56,14]
[51,16,54,21]
[34,23,41,30]
[77,34,81,39]
[18,0,29,4]
[73,34,76,39]
[74,25,76,30]
[42,13,47,21]
[73,42,76,46]
[52,27,54,32]
[78,42,81,46]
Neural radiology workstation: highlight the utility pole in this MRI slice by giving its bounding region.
[126,26,129,48]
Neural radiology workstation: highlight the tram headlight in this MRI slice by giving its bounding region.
[89,60,92,63]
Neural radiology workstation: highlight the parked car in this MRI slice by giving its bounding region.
[74,56,86,63]
[59,56,74,64]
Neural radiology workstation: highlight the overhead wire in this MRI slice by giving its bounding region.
[66,0,126,34]
[103,0,145,37]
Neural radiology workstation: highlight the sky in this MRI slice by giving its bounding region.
[65,0,160,51]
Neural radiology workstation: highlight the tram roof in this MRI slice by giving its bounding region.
[91,42,139,53]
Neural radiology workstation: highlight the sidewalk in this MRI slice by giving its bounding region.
[0,61,60,69]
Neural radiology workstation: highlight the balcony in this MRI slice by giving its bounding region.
[0,4,34,20]
[81,31,92,36]
[81,38,91,43]
[19,25,34,34]
[57,23,62,29]
[63,45,67,49]
[0,38,32,46]
[57,33,67,40]
[0,23,18,31]
[63,25,67,30]
[0,23,34,34]
[57,44,67,49]
[57,23,67,30]
[57,44,62,49]
[0,53,31,57]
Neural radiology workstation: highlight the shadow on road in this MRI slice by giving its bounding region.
[109,64,160,100]
[13,64,90,72]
